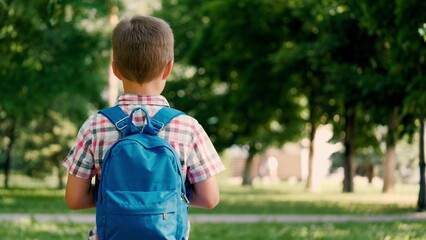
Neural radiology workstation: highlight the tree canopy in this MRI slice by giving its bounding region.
[0,0,119,187]
[1,0,425,193]
[156,0,426,190]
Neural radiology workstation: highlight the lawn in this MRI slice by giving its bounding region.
[0,176,419,215]
[1,220,426,240]
[1,174,426,239]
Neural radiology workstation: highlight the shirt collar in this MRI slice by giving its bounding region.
[115,94,170,107]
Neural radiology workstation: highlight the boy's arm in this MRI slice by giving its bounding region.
[65,173,95,210]
[189,176,220,209]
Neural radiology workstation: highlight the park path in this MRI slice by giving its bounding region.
[1,213,426,224]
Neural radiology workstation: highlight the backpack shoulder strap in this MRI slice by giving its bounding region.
[147,107,184,135]
[153,107,184,125]
[100,106,184,136]
[99,106,132,136]
[154,107,193,201]
[95,106,130,202]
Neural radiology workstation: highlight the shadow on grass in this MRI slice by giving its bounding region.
[0,187,94,214]
[0,182,419,215]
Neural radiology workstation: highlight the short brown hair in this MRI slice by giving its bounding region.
[112,15,174,83]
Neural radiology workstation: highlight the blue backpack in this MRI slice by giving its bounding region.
[96,106,189,240]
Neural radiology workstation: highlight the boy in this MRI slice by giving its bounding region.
[63,15,225,238]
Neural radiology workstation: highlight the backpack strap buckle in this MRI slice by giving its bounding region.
[99,106,131,136]
[99,106,185,136]
[151,118,165,132]
[115,116,129,131]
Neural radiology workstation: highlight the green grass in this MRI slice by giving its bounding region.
[0,221,91,240]
[1,220,425,240]
[1,174,425,239]
[189,221,426,240]
[0,188,93,214]
[0,178,419,215]
[193,181,418,215]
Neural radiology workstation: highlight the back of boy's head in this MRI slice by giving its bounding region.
[112,15,174,83]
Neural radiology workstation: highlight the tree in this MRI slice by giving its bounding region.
[418,115,426,210]
[359,0,426,193]
[156,0,425,192]
[415,22,426,211]
[271,0,376,192]
[17,111,77,189]
[0,0,116,188]
[156,0,304,185]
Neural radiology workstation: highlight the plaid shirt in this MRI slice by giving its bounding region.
[63,94,225,184]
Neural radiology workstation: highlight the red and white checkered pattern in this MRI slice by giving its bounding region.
[63,94,225,184]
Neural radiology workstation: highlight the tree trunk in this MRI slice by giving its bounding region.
[3,122,16,189]
[306,113,318,192]
[417,115,425,211]
[382,106,399,193]
[367,164,374,184]
[55,154,65,189]
[343,105,355,193]
[242,145,256,186]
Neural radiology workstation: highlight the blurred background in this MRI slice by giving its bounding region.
[1,0,425,209]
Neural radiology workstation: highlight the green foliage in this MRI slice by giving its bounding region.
[361,0,426,117]
[17,111,77,182]
[1,0,424,189]
[157,0,304,153]
[0,0,121,187]
[0,1,112,119]
[419,23,426,42]
[156,0,425,189]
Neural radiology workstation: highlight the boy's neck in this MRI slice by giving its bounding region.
[122,78,165,96]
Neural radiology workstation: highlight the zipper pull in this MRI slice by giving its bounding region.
[181,192,190,204]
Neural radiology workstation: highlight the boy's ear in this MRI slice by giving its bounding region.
[111,62,123,80]
[162,60,174,80]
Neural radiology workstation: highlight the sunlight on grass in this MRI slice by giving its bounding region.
[0,173,61,189]
[1,196,15,205]
[0,173,421,215]
[0,220,92,240]
[0,221,423,240]
[190,178,419,215]
[188,221,426,240]
[0,173,425,239]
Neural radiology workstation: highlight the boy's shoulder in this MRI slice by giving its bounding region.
[169,113,204,135]
[83,106,203,131]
